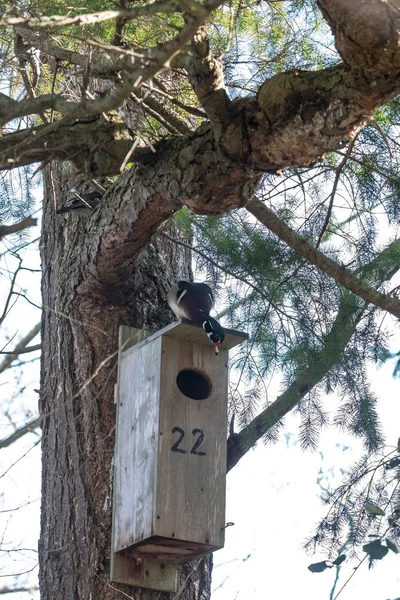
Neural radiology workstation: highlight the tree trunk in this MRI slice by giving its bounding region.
[39,167,211,599]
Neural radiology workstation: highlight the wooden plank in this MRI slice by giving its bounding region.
[115,327,151,405]
[113,335,162,553]
[112,326,180,591]
[111,552,179,592]
[119,325,151,352]
[156,336,228,550]
[132,318,248,351]
[130,536,218,562]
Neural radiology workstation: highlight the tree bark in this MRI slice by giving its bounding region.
[39,167,212,599]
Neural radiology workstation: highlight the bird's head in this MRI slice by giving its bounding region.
[202,317,225,355]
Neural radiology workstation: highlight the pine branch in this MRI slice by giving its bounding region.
[160,231,267,298]
[227,240,400,471]
[247,198,400,320]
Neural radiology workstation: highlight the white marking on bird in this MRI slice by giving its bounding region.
[177,289,187,304]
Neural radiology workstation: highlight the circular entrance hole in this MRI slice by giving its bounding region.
[176,369,212,401]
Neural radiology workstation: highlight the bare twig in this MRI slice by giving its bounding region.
[0,256,23,326]
[145,80,207,117]
[0,585,39,594]
[0,499,39,513]
[333,555,368,600]
[0,417,41,449]
[369,120,393,158]
[316,134,358,249]
[132,90,193,135]
[0,563,39,579]
[0,322,41,374]
[160,231,268,299]
[119,137,140,172]
[0,344,41,355]
[172,558,204,600]
[97,576,134,599]
[0,439,40,479]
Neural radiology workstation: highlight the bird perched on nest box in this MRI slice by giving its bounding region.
[167,281,225,354]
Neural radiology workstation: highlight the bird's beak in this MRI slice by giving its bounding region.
[214,341,221,355]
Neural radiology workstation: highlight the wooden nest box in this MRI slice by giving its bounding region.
[111,319,248,591]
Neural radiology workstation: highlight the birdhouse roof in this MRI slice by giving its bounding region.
[128,318,248,352]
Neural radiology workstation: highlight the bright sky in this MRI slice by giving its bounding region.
[212,355,400,600]
[0,225,41,599]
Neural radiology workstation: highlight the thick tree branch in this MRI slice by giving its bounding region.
[1,3,180,29]
[184,27,231,129]
[0,322,41,374]
[1,58,399,176]
[247,198,400,320]
[318,0,400,75]
[79,129,260,289]
[227,239,400,471]
[245,60,400,172]
[16,0,221,82]
[0,217,37,240]
[0,0,396,177]
[0,117,133,174]
[0,82,140,128]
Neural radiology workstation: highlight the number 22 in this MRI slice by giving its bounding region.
[171,427,206,456]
